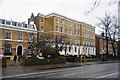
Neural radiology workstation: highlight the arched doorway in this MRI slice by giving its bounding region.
[17,45,22,55]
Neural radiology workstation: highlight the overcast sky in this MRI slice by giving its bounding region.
[0,0,118,34]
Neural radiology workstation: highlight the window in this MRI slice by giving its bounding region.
[28,24,34,29]
[4,44,11,55]
[55,35,59,40]
[23,24,27,28]
[12,21,17,26]
[74,39,77,44]
[75,47,77,52]
[78,39,80,45]
[6,20,11,25]
[6,32,12,39]
[28,35,33,42]
[70,23,72,27]
[74,24,76,28]
[78,25,80,29]
[60,27,63,32]
[27,45,33,55]
[18,23,22,27]
[65,29,68,33]
[69,47,71,52]
[70,38,72,44]
[18,33,23,40]
[74,30,76,35]
[0,19,2,24]
[66,22,68,26]
[41,18,44,23]
[70,30,72,35]
[56,18,58,23]
[1,19,5,24]
[56,26,58,31]
[78,31,80,36]
[60,20,63,24]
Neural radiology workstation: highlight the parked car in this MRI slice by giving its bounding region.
[0,54,7,67]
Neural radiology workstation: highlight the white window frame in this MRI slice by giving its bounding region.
[28,35,33,42]
[56,18,59,23]
[60,20,63,24]
[56,26,59,32]
[18,33,23,40]
[60,27,63,33]
[6,32,12,40]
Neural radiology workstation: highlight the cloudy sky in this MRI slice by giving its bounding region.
[0,0,118,34]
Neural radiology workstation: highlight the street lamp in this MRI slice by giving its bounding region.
[101,32,105,62]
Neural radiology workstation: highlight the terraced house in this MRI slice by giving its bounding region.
[28,13,96,57]
[0,19,37,60]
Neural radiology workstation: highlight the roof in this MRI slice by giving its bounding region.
[37,12,95,28]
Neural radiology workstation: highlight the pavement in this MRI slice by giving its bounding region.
[1,60,119,77]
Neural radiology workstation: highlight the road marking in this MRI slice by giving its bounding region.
[63,72,80,76]
[63,71,87,77]
[2,66,84,78]
[96,72,119,78]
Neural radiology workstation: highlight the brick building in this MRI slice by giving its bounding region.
[28,13,96,57]
[95,34,118,58]
[0,18,37,60]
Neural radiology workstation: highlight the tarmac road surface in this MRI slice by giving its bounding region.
[2,62,119,80]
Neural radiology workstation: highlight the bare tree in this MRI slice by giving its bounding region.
[85,0,118,14]
[97,13,118,58]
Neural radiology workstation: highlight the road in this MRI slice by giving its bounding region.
[2,62,119,80]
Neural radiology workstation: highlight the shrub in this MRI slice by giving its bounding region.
[85,57,101,62]
[42,48,59,58]
[66,56,80,62]
[22,57,66,66]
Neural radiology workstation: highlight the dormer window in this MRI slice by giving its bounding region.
[12,21,17,26]
[18,23,22,27]
[28,24,34,29]
[1,19,5,24]
[23,24,27,28]
[6,20,11,25]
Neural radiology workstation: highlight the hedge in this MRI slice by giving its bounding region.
[22,57,66,66]
[85,58,101,62]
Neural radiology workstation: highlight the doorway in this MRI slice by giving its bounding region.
[17,45,22,55]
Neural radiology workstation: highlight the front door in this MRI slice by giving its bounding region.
[17,45,22,55]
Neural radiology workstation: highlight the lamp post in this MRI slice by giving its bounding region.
[101,32,105,62]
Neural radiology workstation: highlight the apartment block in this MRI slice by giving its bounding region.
[28,13,96,57]
[0,18,37,60]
